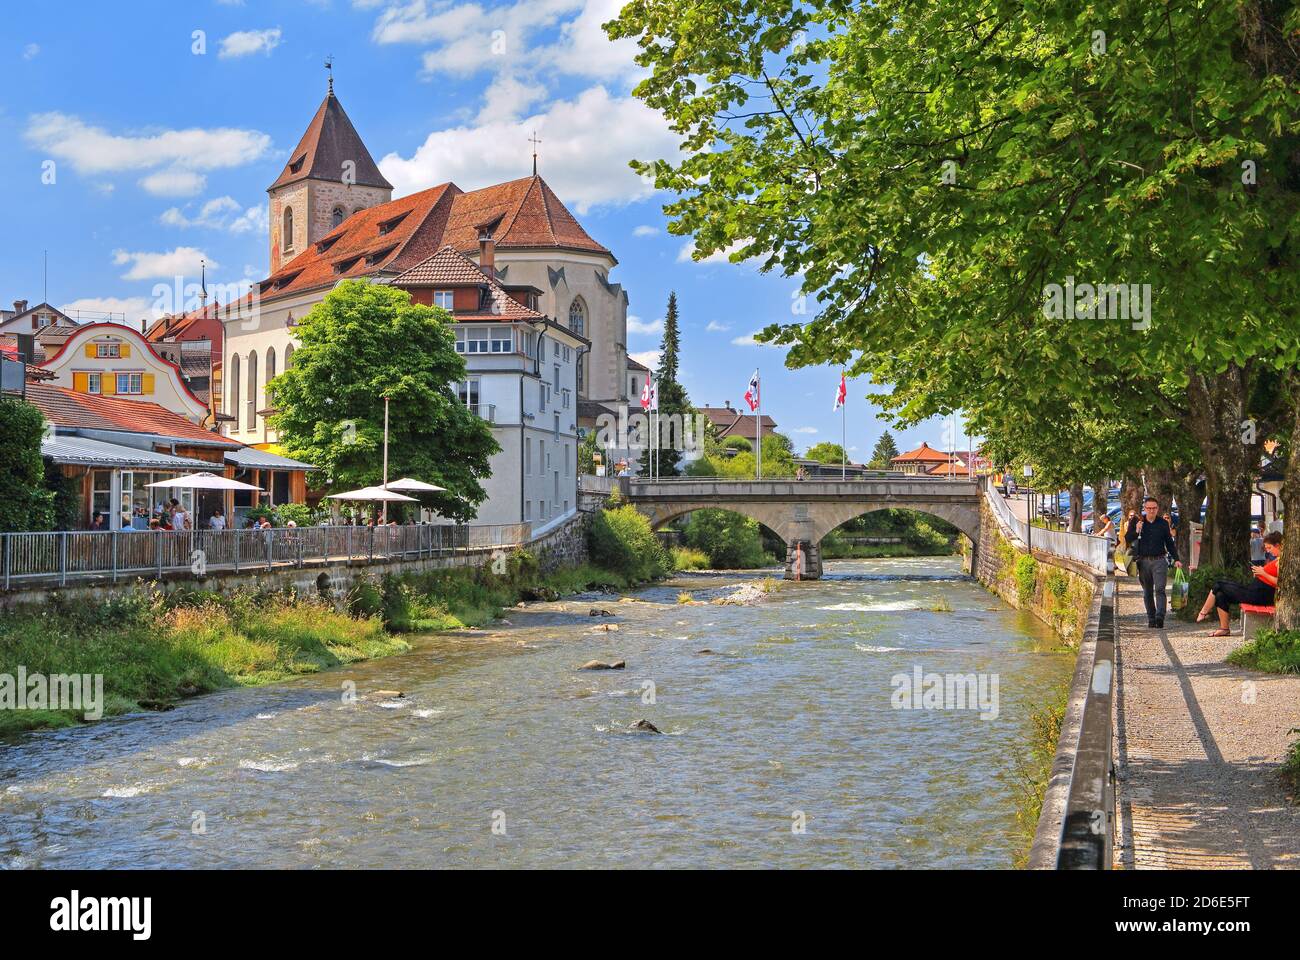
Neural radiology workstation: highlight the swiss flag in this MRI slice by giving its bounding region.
[743,370,760,411]
[833,372,846,411]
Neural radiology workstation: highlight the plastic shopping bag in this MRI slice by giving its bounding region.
[1171,566,1189,611]
[1114,547,1130,575]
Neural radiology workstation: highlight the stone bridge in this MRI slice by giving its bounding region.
[624,477,982,579]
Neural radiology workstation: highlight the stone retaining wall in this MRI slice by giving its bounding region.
[973,493,1099,646]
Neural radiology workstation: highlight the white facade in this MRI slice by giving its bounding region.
[456,320,581,526]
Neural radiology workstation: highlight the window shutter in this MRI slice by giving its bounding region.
[73,372,89,393]
[142,373,155,394]
[84,343,97,358]
[119,343,131,358]
[102,376,116,395]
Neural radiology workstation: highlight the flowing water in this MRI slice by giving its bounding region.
[0,557,1072,869]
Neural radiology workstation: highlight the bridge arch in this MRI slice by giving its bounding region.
[808,502,980,546]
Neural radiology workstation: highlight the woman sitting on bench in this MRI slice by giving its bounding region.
[1196,531,1283,636]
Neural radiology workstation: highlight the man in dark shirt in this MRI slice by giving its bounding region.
[1123,496,1182,628]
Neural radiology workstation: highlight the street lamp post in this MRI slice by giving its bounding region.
[381,394,390,525]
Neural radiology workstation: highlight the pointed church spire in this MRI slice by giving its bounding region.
[267,87,392,192]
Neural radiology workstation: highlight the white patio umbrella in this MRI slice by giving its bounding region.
[325,486,418,502]
[146,472,264,492]
[383,477,446,493]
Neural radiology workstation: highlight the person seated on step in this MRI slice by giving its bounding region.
[1196,531,1282,636]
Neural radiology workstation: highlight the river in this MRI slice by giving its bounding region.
[0,557,1072,869]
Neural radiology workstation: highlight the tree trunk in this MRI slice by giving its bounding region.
[1275,384,1300,631]
[1068,482,1084,532]
[1120,473,1144,518]
[1184,369,1259,571]
[1169,464,1199,569]
[1147,465,1174,518]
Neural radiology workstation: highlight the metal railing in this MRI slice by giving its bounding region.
[626,472,965,483]
[0,522,533,590]
[984,478,1109,574]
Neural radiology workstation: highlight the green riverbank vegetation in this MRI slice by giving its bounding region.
[1009,679,1070,868]
[819,510,959,559]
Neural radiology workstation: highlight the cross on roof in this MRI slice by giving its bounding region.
[529,130,541,176]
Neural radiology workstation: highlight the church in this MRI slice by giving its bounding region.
[219,82,639,525]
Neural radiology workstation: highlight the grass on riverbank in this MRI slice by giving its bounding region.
[1226,629,1300,675]
[0,591,407,735]
[1009,679,1070,868]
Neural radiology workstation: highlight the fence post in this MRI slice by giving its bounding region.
[266,530,274,571]
[156,530,164,581]
[346,526,353,566]
[60,532,68,587]
[111,529,119,582]
[234,529,241,573]
[3,533,9,592]
[368,525,374,563]
[297,531,304,569]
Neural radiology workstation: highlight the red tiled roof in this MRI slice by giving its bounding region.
[259,175,610,302]
[697,406,778,438]
[24,383,239,447]
[392,246,546,322]
[892,441,952,463]
[926,460,970,476]
[269,92,392,192]
[261,184,457,299]
[442,177,610,257]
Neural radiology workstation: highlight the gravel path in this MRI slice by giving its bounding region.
[1113,578,1300,869]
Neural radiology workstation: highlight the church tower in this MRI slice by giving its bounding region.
[267,79,393,273]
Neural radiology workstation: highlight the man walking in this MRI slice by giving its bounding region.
[1123,496,1182,628]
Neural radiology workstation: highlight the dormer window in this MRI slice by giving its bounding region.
[365,245,396,266]
[377,212,409,236]
[316,235,341,254]
[288,155,306,174]
[432,291,454,310]
[334,257,361,274]
[274,270,303,289]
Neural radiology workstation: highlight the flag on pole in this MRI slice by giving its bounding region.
[744,370,760,411]
[648,378,659,411]
[833,372,847,411]
[640,372,652,411]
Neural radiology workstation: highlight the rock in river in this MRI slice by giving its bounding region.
[578,660,626,671]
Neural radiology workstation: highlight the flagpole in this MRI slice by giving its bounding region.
[757,368,762,481]
[841,377,846,481]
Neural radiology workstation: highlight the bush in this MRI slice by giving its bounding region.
[274,502,318,527]
[348,577,383,618]
[683,509,772,569]
[1014,554,1038,606]
[588,504,669,582]
[0,398,55,531]
[1226,629,1300,675]
[1177,564,1252,622]
[671,545,711,570]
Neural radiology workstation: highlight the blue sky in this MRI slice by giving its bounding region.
[2,0,966,459]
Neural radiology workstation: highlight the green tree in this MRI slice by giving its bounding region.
[684,509,772,568]
[868,431,900,470]
[0,399,54,532]
[608,0,1300,572]
[640,290,692,476]
[805,441,846,464]
[268,280,499,522]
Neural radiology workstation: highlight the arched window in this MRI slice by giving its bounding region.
[265,347,277,405]
[228,354,240,430]
[247,350,258,432]
[568,298,586,336]
[283,207,294,250]
[284,343,295,368]
[331,206,345,229]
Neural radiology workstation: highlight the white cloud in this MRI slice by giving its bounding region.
[632,225,659,237]
[23,43,40,60]
[730,331,779,347]
[706,320,730,332]
[140,169,207,197]
[219,28,283,59]
[627,314,663,336]
[532,0,643,82]
[678,239,750,264]
[629,349,661,371]
[379,85,680,213]
[59,296,156,324]
[160,196,267,234]
[24,113,271,176]
[113,247,216,281]
[373,1,492,45]
[476,72,549,123]
[790,426,818,435]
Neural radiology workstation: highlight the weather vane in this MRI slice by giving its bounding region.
[325,55,334,94]
[529,130,541,176]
